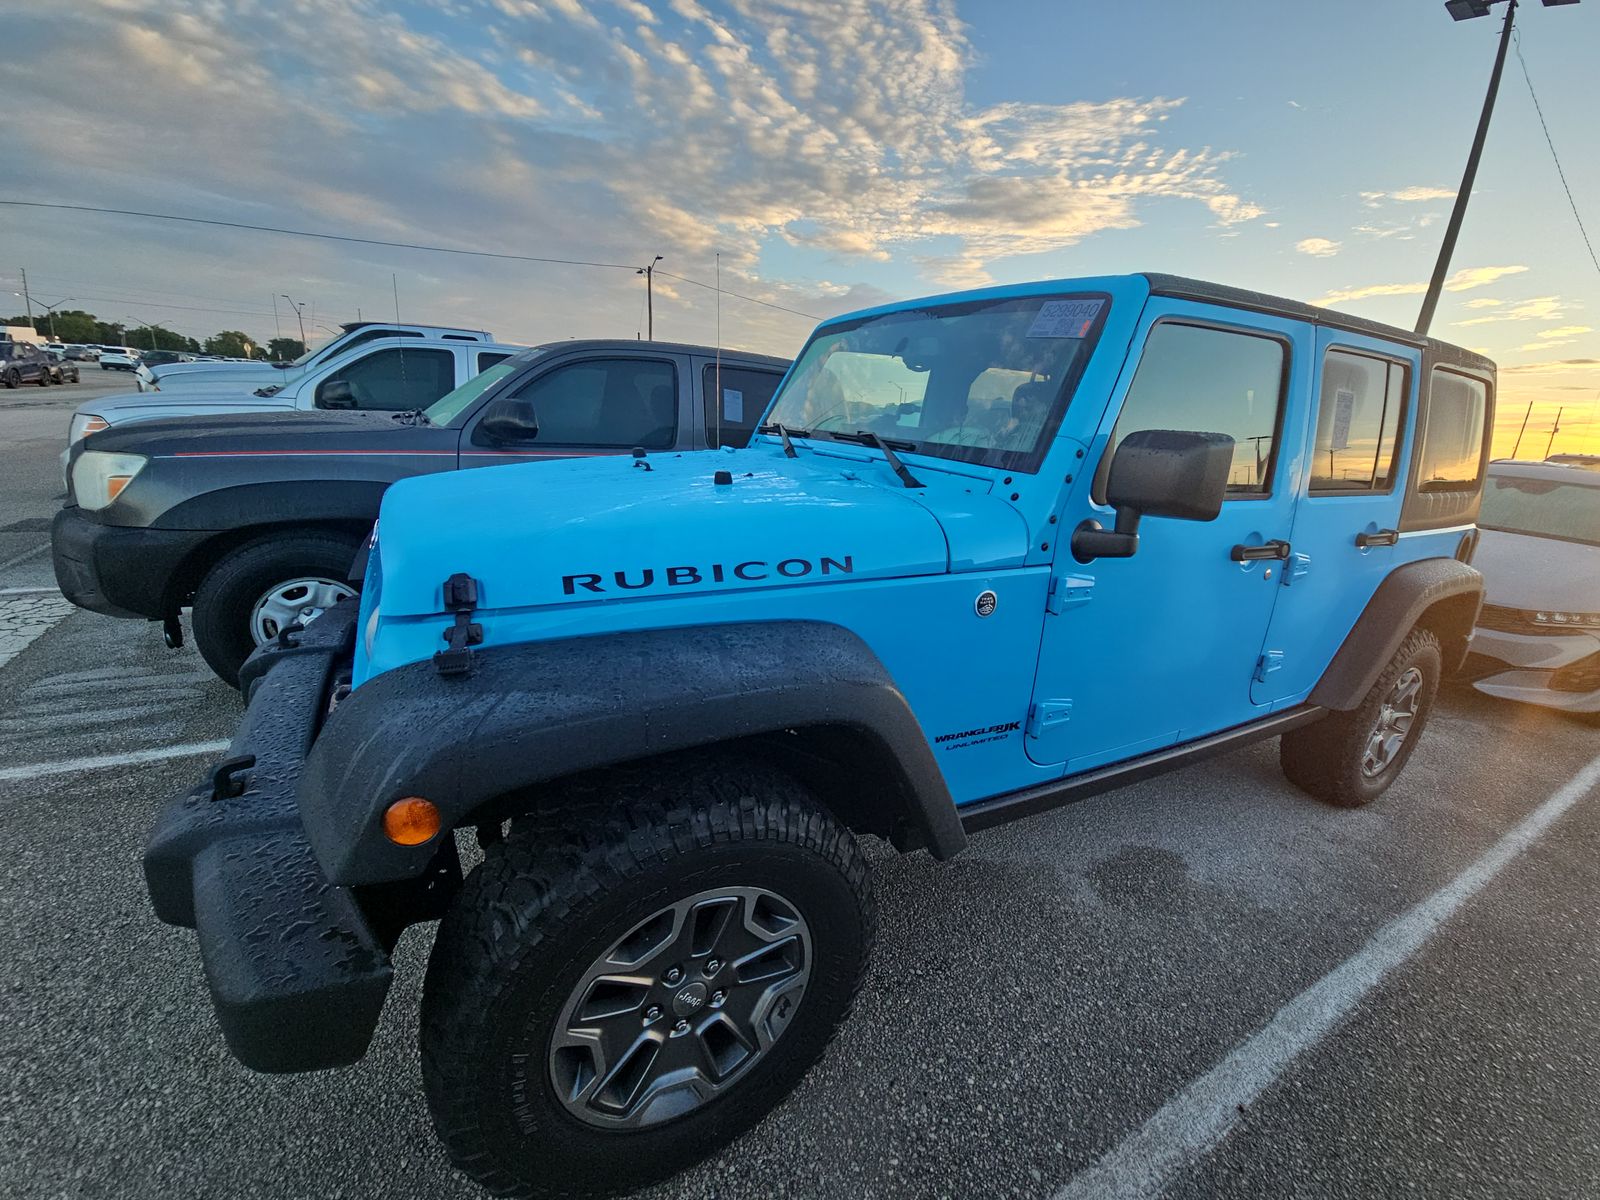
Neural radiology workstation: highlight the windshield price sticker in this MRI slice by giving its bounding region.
[1027,298,1105,339]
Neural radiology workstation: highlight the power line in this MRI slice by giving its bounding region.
[1513,31,1600,279]
[0,199,824,322]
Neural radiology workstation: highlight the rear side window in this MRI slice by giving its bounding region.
[341,328,422,352]
[511,358,677,448]
[1310,351,1408,494]
[477,351,514,372]
[315,347,456,411]
[1101,321,1287,499]
[702,365,782,448]
[1417,370,1488,490]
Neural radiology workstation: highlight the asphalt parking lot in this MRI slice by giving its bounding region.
[2,387,1598,1200]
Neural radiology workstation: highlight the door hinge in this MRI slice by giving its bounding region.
[1280,552,1311,586]
[1045,574,1094,615]
[1026,699,1073,738]
[433,572,484,678]
[1254,650,1285,683]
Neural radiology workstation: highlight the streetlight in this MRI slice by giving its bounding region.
[281,295,308,351]
[1416,0,1582,335]
[14,293,73,340]
[636,256,662,340]
[125,315,159,353]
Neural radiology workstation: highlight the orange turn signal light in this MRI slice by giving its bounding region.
[383,797,441,846]
[106,475,133,502]
[84,416,109,435]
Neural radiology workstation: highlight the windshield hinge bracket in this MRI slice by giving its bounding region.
[1046,574,1094,615]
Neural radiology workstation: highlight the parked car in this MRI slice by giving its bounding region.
[139,349,197,368]
[44,341,67,356]
[48,357,80,385]
[64,345,97,361]
[99,350,140,371]
[1,339,51,387]
[54,339,787,685]
[139,320,497,392]
[143,273,1493,1198]
[1461,458,1600,715]
[1545,452,1600,471]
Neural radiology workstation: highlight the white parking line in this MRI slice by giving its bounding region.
[1050,749,1600,1200]
[0,740,230,783]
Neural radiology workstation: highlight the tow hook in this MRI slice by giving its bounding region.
[162,614,184,649]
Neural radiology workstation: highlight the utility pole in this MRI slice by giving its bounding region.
[637,255,662,340]
[1544,405,1564,458]
[127,316,157,352]
[1418,0,1582,335]
[18,267,35,331]
[281,295,308,351]
[1509,399,1533,457]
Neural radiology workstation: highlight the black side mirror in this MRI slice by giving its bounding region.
[319,379,356,409]
[477,396,540,443]
[1072,429,1235,562]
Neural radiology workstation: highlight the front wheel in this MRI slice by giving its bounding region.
[1281,626,1442,807]
[421,758,875,1198]
[189,532,361,687]
[2,369,17,388]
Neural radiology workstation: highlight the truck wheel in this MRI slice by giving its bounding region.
[421,758,874,1198]
[190,532,361,687]
[1281,626,1442,808]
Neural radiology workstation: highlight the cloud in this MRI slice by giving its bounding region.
[1538,325,1593,339]
[1315,265,1527,307]
[1360,186,1456,206]
[1295,237,1340,257]
[1463,297,1503,309]
[1453,295,1566,326]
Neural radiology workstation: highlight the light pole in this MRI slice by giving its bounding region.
[281,294,308,351]
[636,256,662,340]
[1417,0,1582,335]
[126,315,158,352]
[15,294,73,339]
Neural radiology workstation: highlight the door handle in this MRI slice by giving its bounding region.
[1230,539,1291,562]
[1355,528,1399,548]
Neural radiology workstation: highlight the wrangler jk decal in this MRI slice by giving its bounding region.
[935,720,1022,748]
[562,555,854,595]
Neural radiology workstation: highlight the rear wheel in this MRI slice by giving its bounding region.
[421,758,874,1198]
[1281,626,1442,807]
[189,532,361,687]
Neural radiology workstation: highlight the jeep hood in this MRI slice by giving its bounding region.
[374,447,1023,618]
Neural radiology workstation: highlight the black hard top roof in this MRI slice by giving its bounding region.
[527,338,791,368]
[1141,273,1495,374]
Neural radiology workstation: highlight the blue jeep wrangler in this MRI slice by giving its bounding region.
[144,274,1492,1197]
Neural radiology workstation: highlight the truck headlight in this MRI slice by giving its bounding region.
[69,413,110,443]
[72,451,148,511]
[1533,611,1600,629]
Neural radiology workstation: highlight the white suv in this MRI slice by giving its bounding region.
[1465,459,1600,715]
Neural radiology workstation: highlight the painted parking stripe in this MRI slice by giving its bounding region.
[0,740,230,783]
[1049,749,1600,1200]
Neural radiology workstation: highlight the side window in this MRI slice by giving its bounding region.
[1100,322,1287,499]
[1310,351,1408,494]
[1417,370,1488,490]
[315,347,456,411]
[702,365,782,448]
[476,351,514,372]
[511,358,677,448]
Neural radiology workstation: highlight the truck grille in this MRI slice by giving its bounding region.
[1474,604,1533,634]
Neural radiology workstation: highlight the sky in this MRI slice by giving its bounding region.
[2,0,1597,455]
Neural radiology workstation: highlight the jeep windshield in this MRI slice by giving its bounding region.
[1480,473,1600,547]
[763,292,1108,473]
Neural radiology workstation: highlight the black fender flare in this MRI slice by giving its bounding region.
[298,620,968,887]
[1309,557,1483,711]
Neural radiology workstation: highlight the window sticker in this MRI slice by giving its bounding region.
[1027,298,1105,339]
[1330,387,1356,452]
[722,388,744,423]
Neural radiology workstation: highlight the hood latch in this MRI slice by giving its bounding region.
[433,572,484,678]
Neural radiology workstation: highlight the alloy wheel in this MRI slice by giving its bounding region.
[1362,666,1423,778]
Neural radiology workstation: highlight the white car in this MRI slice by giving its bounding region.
[99,351,141,371]
[1465,459,1600,715]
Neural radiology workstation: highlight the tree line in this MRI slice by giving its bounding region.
[2,309,304,361]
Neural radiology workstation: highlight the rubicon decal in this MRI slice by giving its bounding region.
[563,555,855,595]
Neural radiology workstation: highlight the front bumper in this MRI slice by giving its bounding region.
[143,602,396,1072]
[51,506,209,620]
[1464,626,1600,714]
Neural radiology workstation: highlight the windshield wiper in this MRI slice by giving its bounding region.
[758,421,800,458]
[252,385,283,397]
[828,430,923,488]
[391,408,432,426]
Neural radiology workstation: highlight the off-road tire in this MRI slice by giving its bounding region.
[189,531,362,688]
[1281,626,1442,808]
[420,757,875,1199]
